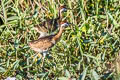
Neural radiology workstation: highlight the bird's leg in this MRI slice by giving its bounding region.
[29,50,42,63]
[31,50,48,66]
[32,52,42,62]
[41,50,49,67]
[42,50,49,58]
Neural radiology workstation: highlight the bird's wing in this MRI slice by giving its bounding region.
[34,18,59,33]
[29,35,54,51]
[35,23,48,33]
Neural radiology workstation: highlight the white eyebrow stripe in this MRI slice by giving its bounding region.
[61,23,69,27]
[60,8,67,13]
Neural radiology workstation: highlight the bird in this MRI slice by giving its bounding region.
[29,21,70,59]
[34,5,71,38]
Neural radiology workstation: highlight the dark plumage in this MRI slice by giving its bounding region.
[29,21,70,57]
[34,5,69,37]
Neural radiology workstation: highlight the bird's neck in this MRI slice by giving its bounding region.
[53,26,64,41]
[58,9,62,20]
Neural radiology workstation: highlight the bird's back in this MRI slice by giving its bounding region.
[35,18,59,34]
[29,35,55,52]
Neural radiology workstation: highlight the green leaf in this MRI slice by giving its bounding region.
[65,69,71,78]
[92,69,100,80]
[0,67,6,72]
[13,60,20,70]
[58,77,69,80]
[7,16,19,21]
[107,12,119,28]
[79,67,88,80]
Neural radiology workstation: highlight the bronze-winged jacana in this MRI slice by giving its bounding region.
[29,21,70,58]
[34,5,71,38]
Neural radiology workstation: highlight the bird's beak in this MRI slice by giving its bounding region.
[68,22,76,26]
[66,8,74,11]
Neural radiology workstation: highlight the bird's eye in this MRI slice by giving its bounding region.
[61,23,69,27]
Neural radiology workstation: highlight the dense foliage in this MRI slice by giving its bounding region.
[0,0,120,79]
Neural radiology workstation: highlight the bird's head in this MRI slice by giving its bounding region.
[60,21,69,28]
[60,21,76,32]
[59,5,73,13]
[59,5,67,13]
